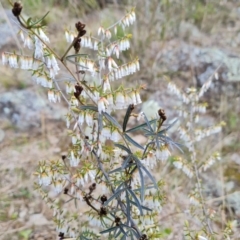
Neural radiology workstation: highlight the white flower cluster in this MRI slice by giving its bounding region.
[192,103,207,114]
[167,82,190,104]
[141,145,171,170]
[2,52,41,70]
[46,54,60,79]
[200,152,221,172]
[100,128,121,142]
[119,37,131,51]
[173,158,193,178]
[178,127,193,152]
[78,57,96,75]
[76,169,96,187]
[120,9,136,28]
[142,152,157,170]
[107,58,140,81]
[77,111,94,127]
[98,26,112,39]
[37,161,69,194]
[198,77,213,98]
[34,36,44,59]
[155,145,171,161]
[65,30,75,43]
[115,90,142,109]
[65,82,76,94]
[37,28,50,43]
[19,30,33,49]
[107,57,118,72]
[195,124,222,142]
[70,150,80,167]
[81,36,98,50]
[33,74,53,88]
[48,89,61,103]
[98,97,109,113]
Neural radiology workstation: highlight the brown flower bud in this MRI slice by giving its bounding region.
[74,38,81,53]
[158,109,167,121]
[75,21,86,32]
[79,30,86,37]
[12,2,22,17]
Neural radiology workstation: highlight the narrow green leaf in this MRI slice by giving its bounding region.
[115,182,124,192]
[123,104,134,132]
[142,128,154,134]
[100,226,117,234]
[121,234,128,240]
[142,141,154,157]
[122,155,132,169]
[104,188,125,206]
[80,235,91,240]
[80,105,98,111]
[108,167,123,174]
[103,112,121,129]
[142,112,153,132]
[133,184,155,193]
[119,225,127,236]
[30,11,50,27]
[119,224,133,229]
[66,55,89,68]
[115,229,122,238]
[140,165,158,189]
[138,167,145,202]
[99,114,103,133]
[157,118,178,134]
[114,143,131,154]
[155,136,161,149]
[125,119,157,133]
[26,17,32,26]
[163,136,184,153]
[129,200,152,212]
[66,53,89,59]
[126,191,130,225]
[144,133,157,137]
[124,134,144,150]
[127,188,143,215]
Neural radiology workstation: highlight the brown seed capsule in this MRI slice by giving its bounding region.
[115,216,121,226]
[99,206,107,216]
[100,195,107,203]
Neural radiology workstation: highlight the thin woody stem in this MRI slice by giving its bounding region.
[61,34,81,61]
[189,101,213,234]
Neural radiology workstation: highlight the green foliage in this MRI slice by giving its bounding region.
[18,229,32,240]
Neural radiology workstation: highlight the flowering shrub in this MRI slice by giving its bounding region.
[167,73,226,239]
[3,1,234,240]
[2,2,180,239]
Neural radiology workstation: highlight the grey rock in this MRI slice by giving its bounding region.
[0,88,67,130]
